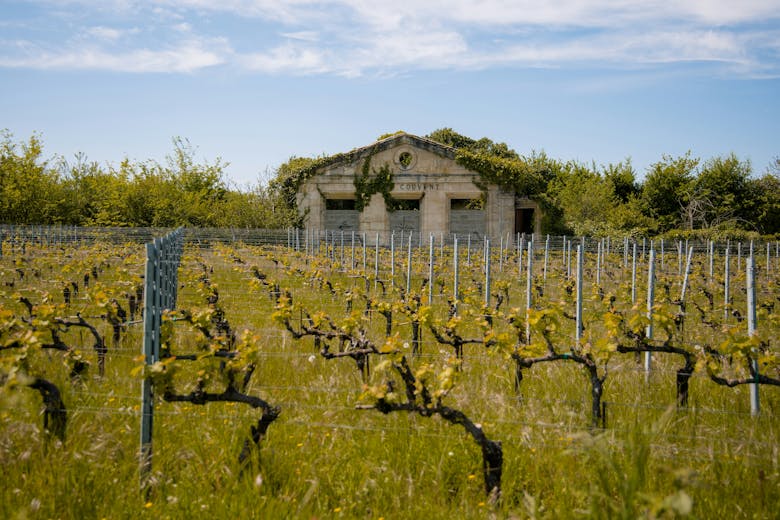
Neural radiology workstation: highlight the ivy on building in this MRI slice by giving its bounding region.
[454,149,544,197]
[274,153,354,210]
[354,157,395,211]
[273,130,545,215]
[276,145,541,210]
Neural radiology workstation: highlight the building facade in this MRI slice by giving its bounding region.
[296,133,541,241]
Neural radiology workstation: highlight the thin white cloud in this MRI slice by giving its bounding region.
[172,22,192,33]
[0,38,228,72]
[142,0,780,28]
[239,43,329,74]
[238,24,469,75]
[281,31,320,42]
[364,29,468,68]
[28,0,780,26]
[151,0,320,24]
[490,30,748,71]
[4,0,779,76]
[677,0,780,25]
[628,31,746,64]
[84,26,123,41]
[34,0,143,16]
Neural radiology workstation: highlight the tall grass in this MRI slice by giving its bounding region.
[1,241,778,518]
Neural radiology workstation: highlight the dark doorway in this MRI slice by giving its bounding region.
[325,199,356,210]
[515,208,535,235]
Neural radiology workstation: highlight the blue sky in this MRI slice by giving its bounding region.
[1,0,779,187]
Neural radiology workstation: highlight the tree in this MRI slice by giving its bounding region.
[164,137,229,226]
[119,160,170,226]
[547,162,616,236]
[268,155,319,227]
[640,153,698,232]
[58,153,129,226]
[523,150,566,187]
[0,130,63,224]
[605,196,657,237]
[749,166,780,235]
[603,160,640,203]
[691,154,752,229]
[213,180,299,229]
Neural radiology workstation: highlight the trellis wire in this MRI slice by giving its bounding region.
[4,226,778,263]
[6,227,777,422]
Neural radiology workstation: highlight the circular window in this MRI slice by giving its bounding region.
[398,151,414,169]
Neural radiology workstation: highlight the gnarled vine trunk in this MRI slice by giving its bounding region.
[676,359,695,408]
[238,406,282,466]
[29,377,67,441]
[589,367,605,428]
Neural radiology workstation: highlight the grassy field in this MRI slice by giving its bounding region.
[1,237,778,519]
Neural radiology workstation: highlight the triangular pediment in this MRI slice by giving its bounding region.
[315,132,471,178]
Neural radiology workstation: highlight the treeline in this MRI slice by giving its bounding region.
[424,128,780,240]
[0,131,295,228]
[3,129,779,238]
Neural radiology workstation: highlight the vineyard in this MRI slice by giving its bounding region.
[1,228,778,519]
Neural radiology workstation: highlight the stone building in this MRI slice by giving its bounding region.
[296,133,541,241]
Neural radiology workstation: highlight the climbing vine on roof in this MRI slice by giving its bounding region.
[273,154,346,209]
[454,150,544,196]
[425,127,545,196]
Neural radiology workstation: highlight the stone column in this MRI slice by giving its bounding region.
[422,189,448,237]
[361,193,389,240]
